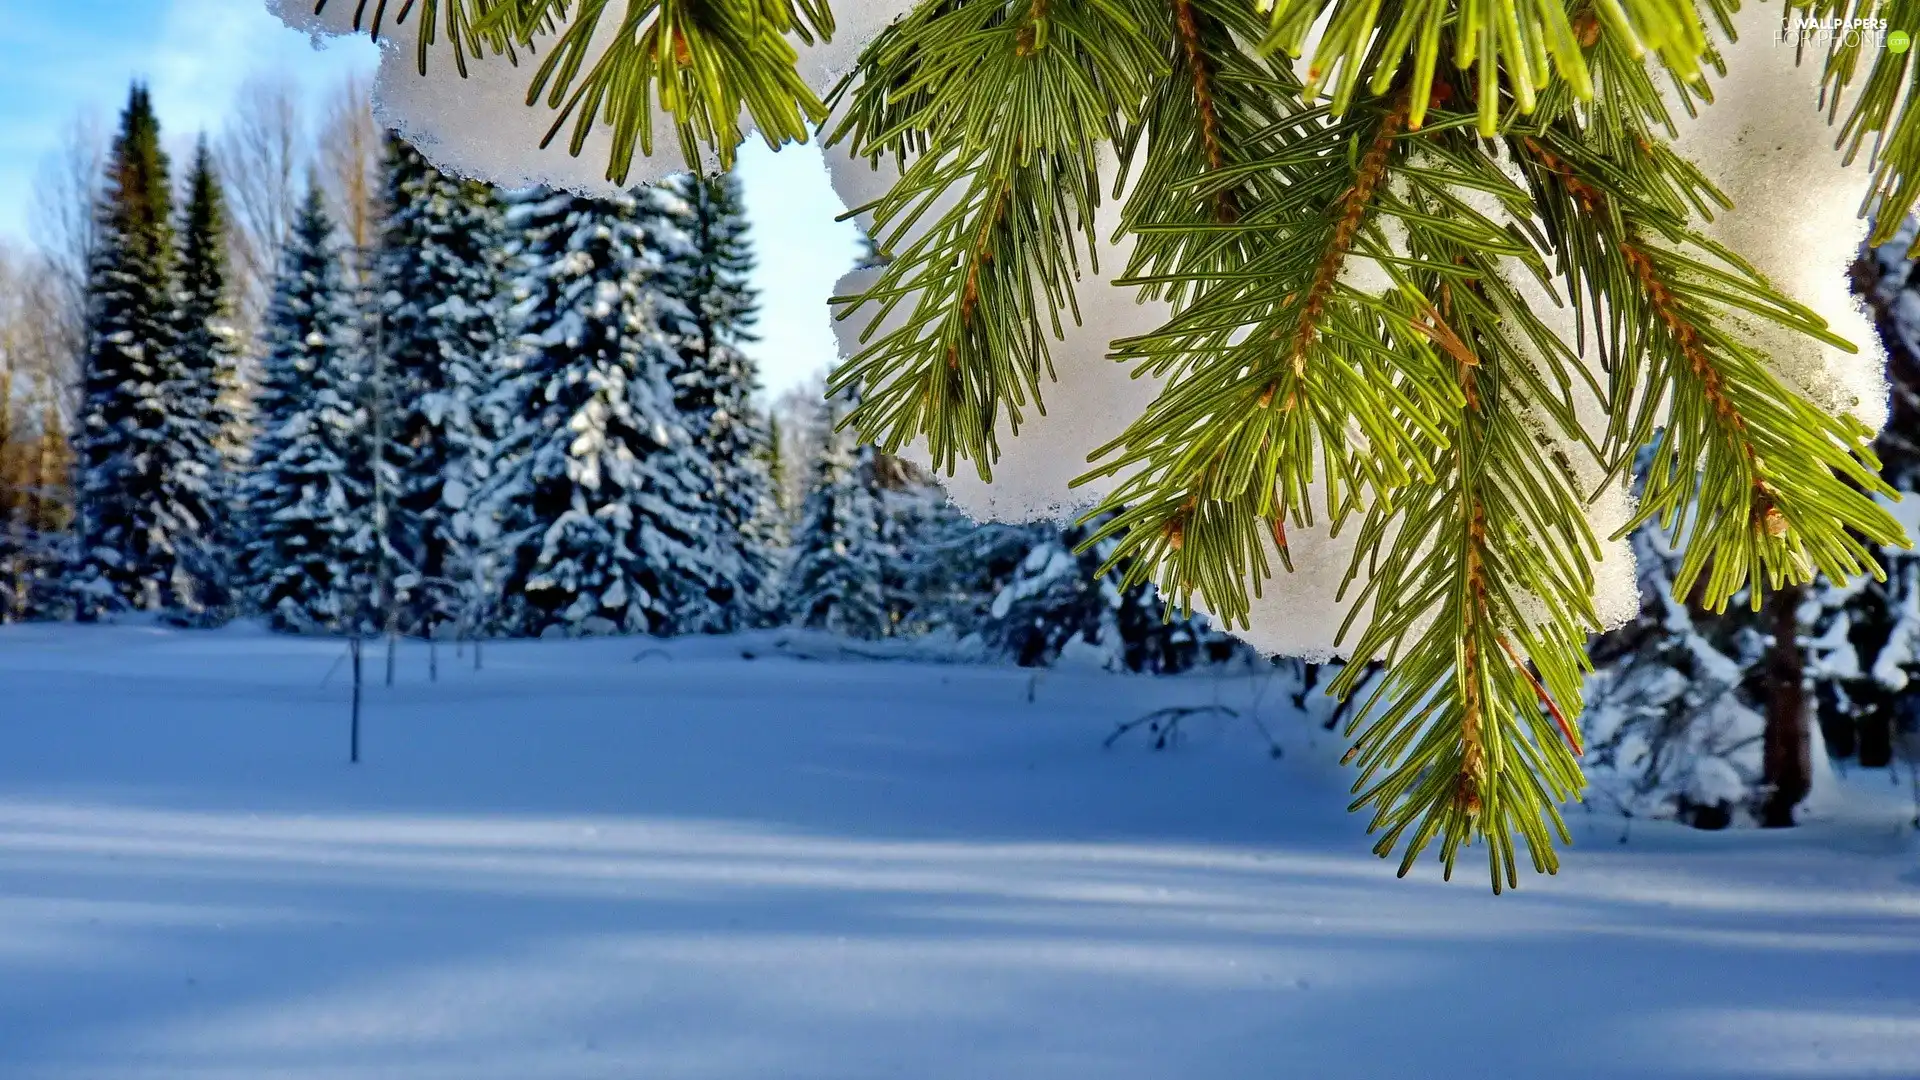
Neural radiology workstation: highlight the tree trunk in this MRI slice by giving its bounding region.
[1760,583,1812,827]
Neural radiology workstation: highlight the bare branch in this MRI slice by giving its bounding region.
[215,74,305,342]
[315,74,383,282]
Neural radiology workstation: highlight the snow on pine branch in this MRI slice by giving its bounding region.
[267,0,916,194]
[1667,3,1887,434]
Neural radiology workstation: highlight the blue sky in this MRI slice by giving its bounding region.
[0,0,859,397]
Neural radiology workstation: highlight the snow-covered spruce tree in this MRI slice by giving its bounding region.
[295,0,1917,888]
[71,84,179,617]
[375,136,507,639]
[784,390,890,639]
[162,139,244,617]
[656,172,782,628]
[479,189,721,638]
[867,451,968,631]
[240,186,377,634]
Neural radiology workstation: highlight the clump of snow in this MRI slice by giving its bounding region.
[1334,211,1405,296]
[1585,480,1642,630]
[264,0,358,38]
[267,0,631,194]
[1671,5,1889,433]
[265,0,916,191]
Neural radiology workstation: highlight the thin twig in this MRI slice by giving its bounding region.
[1104,705,1239,751]
[1498,635,1584,755]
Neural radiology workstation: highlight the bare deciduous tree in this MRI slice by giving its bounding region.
[0,242,65,380]
[27,114,105,405]
[216,75,304,342]
[317,74,382,282]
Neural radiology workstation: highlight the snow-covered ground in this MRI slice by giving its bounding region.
[0,625,1916,1079]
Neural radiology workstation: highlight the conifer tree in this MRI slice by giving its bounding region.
[657,172,782,628]
[479,189,721,638]
[785,392,890,639]
[240,186,376,633]
[71,84,178,616]
[376,136,508,639]
[162,138,243,615]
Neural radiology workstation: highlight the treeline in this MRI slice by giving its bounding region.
[0,82,1242,675]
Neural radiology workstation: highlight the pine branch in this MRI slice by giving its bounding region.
[1114,0,1308,302]
[1081,90,1555,629]
[1326,132,1596,890]
[1518,128,1907,611]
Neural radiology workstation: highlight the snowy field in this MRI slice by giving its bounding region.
[0,625,1917,1079]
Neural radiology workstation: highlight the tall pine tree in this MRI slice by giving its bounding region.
[72,85,177,616]
[376,136,507,639]
[478,189,721,638]
[161,138,242,616]
[656,173,781,628]
[240,186,376,633]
